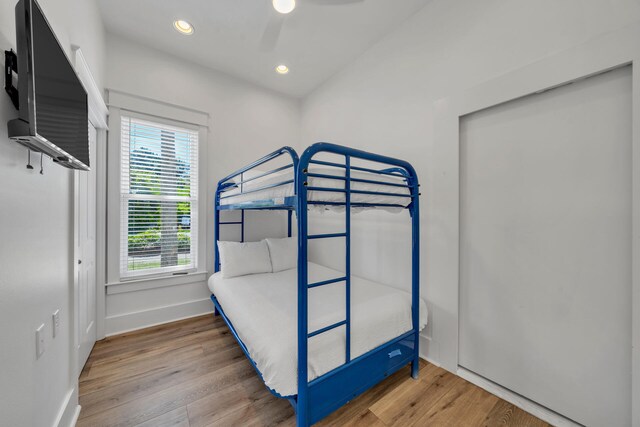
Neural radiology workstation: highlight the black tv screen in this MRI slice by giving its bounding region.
[8,0,89,170]
[31,1,89,166]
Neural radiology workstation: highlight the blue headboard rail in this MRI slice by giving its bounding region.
[214,146,299,271]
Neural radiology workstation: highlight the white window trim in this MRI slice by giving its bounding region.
[119,113,200,279]
[106,90,209,287]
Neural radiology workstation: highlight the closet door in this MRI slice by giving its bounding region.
[459,66,632,426]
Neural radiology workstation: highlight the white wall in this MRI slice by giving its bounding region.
[300,0,640,365]
[104,34,300,335]
[0,0,105,426]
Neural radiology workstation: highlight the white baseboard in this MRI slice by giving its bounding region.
[456,367,580,427]
[419,332,439,362]
[69,406,81,427]
[105,298,213,336]
[53,387,79,427]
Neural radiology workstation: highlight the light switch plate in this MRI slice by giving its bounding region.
[52,310,60,338]
[36,324,45,358]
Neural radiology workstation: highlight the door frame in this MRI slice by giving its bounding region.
[433,24,640,425]
[72,47,108,377]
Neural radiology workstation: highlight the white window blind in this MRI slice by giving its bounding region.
[120,115,199,278]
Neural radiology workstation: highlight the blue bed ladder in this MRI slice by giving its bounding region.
[296,153,353,426]
[296,143,420,426]
[304,155,354,361]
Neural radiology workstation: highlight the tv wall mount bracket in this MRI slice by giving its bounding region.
[4,50,19,110]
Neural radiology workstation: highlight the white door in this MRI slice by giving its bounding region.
[459,66,632,426]
[77,123,98,373]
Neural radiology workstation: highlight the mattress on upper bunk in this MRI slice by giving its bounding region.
[208,262,427,397]
[219,167,412,210]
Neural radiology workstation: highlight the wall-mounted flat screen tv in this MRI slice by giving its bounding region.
[7,0,89,170]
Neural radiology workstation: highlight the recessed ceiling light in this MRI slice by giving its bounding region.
[273,0,296,14]
[275,65,289,74]
[173,20,194,35]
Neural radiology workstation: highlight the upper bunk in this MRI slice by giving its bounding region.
[215,143,419,212]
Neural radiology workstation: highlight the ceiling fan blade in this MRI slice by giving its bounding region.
[308,0,364,5]
[260,14,285,51]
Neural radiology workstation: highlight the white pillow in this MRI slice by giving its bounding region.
[265,237,297,272]
[217,240,272,278]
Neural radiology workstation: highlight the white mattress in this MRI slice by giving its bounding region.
[208,262,427,397]
[219,167,411,211]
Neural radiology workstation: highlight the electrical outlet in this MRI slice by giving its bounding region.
[52,310,60,338]
[36,324,45,358]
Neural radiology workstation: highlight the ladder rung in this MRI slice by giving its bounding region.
[308,276,347,289]
[219,221,242,225]
[308,233,347,239]
[308,320,347,338]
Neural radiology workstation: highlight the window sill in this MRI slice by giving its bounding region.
[106,270,209,295]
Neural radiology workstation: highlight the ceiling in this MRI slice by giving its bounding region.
[97,0,431,97]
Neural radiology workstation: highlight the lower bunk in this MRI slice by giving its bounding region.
[208,262,427,425]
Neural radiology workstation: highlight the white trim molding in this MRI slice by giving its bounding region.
[457,368,579,427]
[105,101,209,286]
[73,47,108,130]
[107,89,209,128]
[433,23,640,425]
[53,387,80,427]
[105,298,213,336]
[106,270,209,294]
[72,47,109,341]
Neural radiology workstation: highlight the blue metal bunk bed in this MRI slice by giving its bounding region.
[211,142,420,426]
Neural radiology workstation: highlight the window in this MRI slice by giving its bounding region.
[119,115,199,278]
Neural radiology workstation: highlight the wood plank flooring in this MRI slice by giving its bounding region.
[78,315,550,427]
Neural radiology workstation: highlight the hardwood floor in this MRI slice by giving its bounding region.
[78,315,550,427]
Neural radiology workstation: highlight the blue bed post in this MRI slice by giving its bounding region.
[344,155,352,363]
[213,184,221,316]
[408,167,420,379]
[296,164,309,427]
